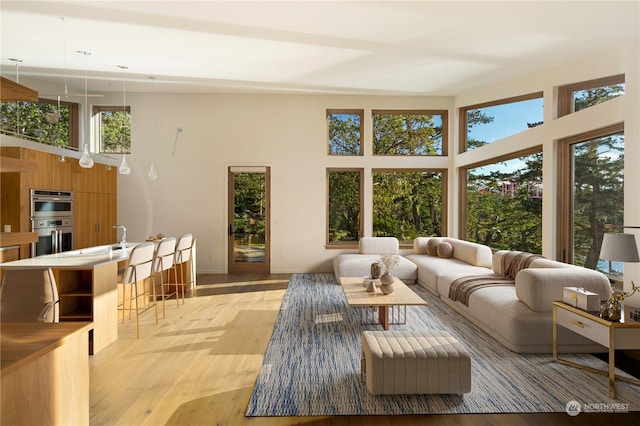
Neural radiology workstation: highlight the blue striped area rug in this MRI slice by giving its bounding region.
[246,273,640,416]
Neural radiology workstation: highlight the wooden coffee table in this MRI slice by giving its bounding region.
[339,276,427,330]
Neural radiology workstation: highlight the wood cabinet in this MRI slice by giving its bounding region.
[0,146,117,252]
[72,158,117,249]
[74,192,116,249]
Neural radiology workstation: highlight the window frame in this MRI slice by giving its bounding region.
[326,109,364,156]
[458,146,542,244]
[556,122,624,267]
[372,109,448,157]
[557,74,625,118]
[458,92,543,154]
[326,167,364,248]
[0,97,80,149]
[93,105,132,154]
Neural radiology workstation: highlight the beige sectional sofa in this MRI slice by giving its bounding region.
[408,237,612,353]
[334,236,613,353]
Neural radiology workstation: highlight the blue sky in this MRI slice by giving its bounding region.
[467,97,544,144]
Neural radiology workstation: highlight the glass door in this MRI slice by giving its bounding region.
[228,167,270,273]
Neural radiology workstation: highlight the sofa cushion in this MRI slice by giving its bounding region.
[437,241,453,258]
[426,238,441,256]
[515,267,611,312]
[442,238,493,268]
[407,254,493,295]
[360,237,399,255]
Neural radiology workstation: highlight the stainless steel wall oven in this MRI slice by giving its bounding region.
[30,189,74,256]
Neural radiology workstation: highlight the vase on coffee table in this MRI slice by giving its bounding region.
[379,272,395,294]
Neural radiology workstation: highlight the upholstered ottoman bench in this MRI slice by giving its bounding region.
[361,329,471,395]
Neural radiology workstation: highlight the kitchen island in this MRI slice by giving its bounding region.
[0,244,137,353]
[2,322,93,425]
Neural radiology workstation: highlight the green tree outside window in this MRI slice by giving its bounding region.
[372,170,443,242]
[1,99,74,148]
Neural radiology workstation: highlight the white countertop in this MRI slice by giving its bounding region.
[0,243,141,269]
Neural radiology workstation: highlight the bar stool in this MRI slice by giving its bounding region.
[173,233,194,304]
[152,237,177,318]
[117,242,157,338]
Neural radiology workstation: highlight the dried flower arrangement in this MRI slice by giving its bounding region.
[378,254,399,274]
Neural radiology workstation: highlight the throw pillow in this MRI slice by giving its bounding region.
[437,241,453,258]
[426,238,441,256]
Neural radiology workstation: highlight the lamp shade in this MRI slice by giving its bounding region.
[599,233,640,262]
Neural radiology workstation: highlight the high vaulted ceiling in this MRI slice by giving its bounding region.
[1,1,638,96]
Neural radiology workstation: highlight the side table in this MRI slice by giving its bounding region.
[552,301,640,398]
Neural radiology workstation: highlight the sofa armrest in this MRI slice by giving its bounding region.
[515,268,611,312]
[413,237,431,254]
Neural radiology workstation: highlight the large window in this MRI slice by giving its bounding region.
[461,149,543,253]
[558,124,624,278]
[327,110,363,155]
[327,169,363,245]
[372,169,446,243]
[372,110,446,156]
[558,74,625,117]
[326,108,448,247]
[459,93,543,152]
[94,105,131,154]
[0,98,79,149]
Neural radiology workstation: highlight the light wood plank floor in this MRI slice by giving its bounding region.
[90,274,638,425]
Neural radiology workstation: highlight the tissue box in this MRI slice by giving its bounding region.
[563,287,600,312]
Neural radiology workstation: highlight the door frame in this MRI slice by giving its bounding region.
[227,166,271,273]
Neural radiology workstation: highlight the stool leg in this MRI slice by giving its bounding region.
[133,282,140,338]
[158,271,166,319]
[151,275,158,324]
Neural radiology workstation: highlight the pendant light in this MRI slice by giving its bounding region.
[78,50,94,168]
[117,65,130,175]
[8,58,23,136]
[147,76,158,180]
[148,163,157,180]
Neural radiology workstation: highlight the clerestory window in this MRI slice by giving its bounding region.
[0,98,79,149]
[557,74,625,118]
[372,110,446,156]
[327,110,363,156]
[94,105,131,154]
[459,93,543,153]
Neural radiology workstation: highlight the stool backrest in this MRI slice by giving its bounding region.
[153,237,176,273]
[0,268,59,323]
[122,242,155,284]
[175,233,193,265]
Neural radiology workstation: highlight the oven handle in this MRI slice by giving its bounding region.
[32,196,73,202]
[51,228,58,254]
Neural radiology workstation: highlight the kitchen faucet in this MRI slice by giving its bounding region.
[113,225,127,249]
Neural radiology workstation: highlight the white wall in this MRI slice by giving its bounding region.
[117,93,454,274]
